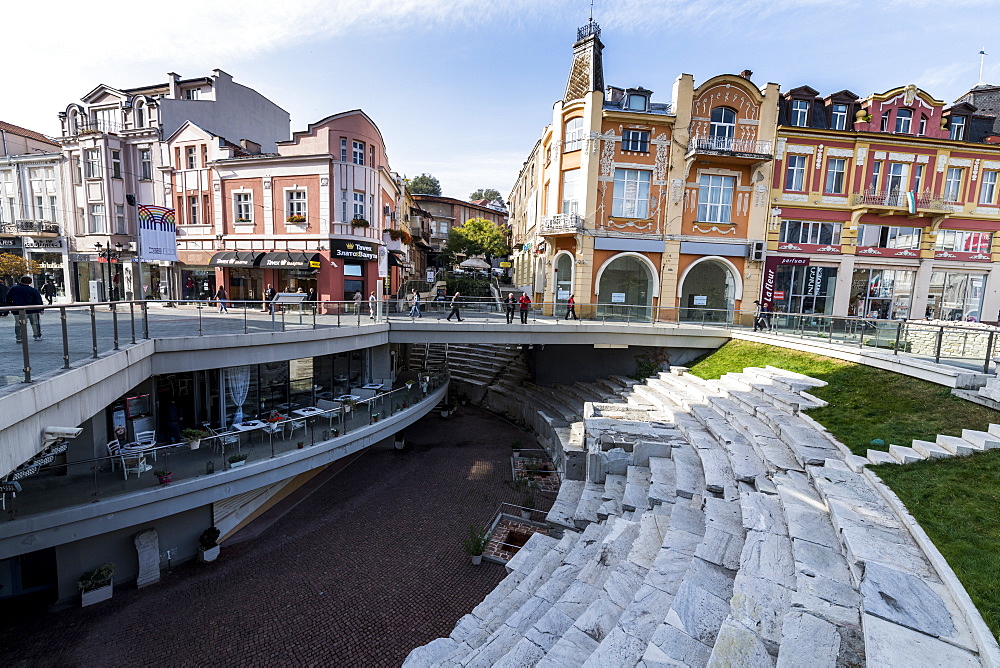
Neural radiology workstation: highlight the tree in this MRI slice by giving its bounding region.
[469,188,502,204]
[446,218,510,264]
[0,253,39,283]
[407,173,442,196]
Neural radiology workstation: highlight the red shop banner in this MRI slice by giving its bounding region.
[760,256,809,310]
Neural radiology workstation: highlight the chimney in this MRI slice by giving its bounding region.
[740,70,753,80]
[239,139,261,154]
[167,72,181,99]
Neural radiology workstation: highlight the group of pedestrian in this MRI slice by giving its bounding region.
[502,293,536,324]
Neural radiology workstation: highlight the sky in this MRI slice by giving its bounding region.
[4,0,1000,201]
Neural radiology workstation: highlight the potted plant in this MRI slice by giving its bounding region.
[79,563,115,606]
[350,217,370,228]
[228,452,249,468]
[154,469,173,485]
[405,380,415,390]
[462,525,490,565]
[235,217,252,223]
[286,214,306,223]
[332,428,340,437]
[198,527,221,563]
[440,406,450,418]
[521,491,535,520]
[183,428,207,450]
[341,399,357,414]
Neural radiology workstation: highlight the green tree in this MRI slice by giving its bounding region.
[447,218,510,264]
[0,253,39,283]
[407,173,442,196]
[469,188,502,204]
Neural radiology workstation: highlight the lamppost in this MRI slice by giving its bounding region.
[94,241,122,308]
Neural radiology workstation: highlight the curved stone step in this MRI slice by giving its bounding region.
[546,479,585,530]
[622,465,652,512]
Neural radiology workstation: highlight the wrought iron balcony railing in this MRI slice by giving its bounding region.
[541,213,584,234]
[2,220,61,235]
[851,190,948,211]
[687,136,773,156]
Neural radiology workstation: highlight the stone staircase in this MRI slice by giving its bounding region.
[404,365,1000,667]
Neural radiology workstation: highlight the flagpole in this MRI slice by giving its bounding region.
[979,49,988,85]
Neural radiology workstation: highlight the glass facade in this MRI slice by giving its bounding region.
[772,265,837,315]
[597,255,654,320]
[926,272,985,321]
[680,259,736,322]
[850,268,914,319]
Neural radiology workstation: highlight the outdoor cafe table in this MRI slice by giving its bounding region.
[230,420,266,446]
[335,394,361,402]
[292,407,325,418]
[120,443,154,472]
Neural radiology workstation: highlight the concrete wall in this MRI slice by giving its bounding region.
[54,504,210,604]
[529,345,707,386]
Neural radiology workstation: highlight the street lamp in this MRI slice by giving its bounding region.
[94,241,123,307]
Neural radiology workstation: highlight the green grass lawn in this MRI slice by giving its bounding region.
[687,340,1000,455]
[687,340,1000,639]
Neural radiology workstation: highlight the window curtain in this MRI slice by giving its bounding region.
[225,365,252,425]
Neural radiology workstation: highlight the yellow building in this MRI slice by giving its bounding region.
[509,21,779,322]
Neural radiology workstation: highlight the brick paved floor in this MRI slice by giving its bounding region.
[0,406,554,667]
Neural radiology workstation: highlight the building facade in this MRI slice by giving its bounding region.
[410,194,510,267]
[170,110,411,306]
[768,83,1000,323]
[508,22,778,320]
[0,122,70,299]
[56,70,290,302]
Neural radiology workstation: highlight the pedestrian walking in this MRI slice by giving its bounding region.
[369,291,378,319]
[307,287,317,312]
[408,290,422,317]
[505,293,516,324]
[353,290,363,314]
[184,277,195,302]
[565,294,578,320]
[6,276,44,342]
[519,293,532,324]
[446,291,464,321]
[263,284,276,313]
[753,300,771,332]
[216,286,229,313]
[41,279,57,305]
[0,281,8,319]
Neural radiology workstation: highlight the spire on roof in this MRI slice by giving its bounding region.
[564,21,604,102]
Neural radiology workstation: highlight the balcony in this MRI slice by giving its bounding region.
[2,220,61,236]
[541,213,584,235]
[331,222,382,241]
[851,190,949,212]
[686,135,773,160]
[73,118,124,136]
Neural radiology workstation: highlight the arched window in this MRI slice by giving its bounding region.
[134,103,145,129]
[895,108,912,134]
[597,254,655,321]
[710,107,737,148]
[555,253,573,306]
[680,258,740,323]
[564,117,584,152]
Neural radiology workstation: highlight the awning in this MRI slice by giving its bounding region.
[258,252,324,270]
[208,251,266,267]
[388,251,406,268]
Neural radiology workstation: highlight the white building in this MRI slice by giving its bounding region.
[56,70,289,301]
[0,121,70,300]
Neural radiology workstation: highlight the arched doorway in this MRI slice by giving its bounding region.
[597,254,655,321]
[554,253,573,309]
[680,258,738,323]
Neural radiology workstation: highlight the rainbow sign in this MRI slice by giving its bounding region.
[137,205,178,262]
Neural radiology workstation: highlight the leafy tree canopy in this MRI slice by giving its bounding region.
[407,173,442,196]
[444,217,510,265]
[469,188,503,203]
[0,253,39,282]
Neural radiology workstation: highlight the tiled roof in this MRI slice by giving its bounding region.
[0,120,58,146]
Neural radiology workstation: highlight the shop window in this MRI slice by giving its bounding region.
[926,272,985,321]
[935,230,991,253]
[850,268,914,319]
[772,265,837,315]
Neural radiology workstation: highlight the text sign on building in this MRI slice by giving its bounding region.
[137,205,179,262]
[330,239,378,262]
[761,256,809,310]
[22,238,64,249]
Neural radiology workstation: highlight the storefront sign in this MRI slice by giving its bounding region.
[761,256,809,310]
[0,238,20,248]
[773,291,785,299]
[499,261,512,268]
[22,238,63,249]
[693,295,708,306]
[330,239,378,262]
[209,251,264,267]
[611,292,626,303]
[259,252,323,269]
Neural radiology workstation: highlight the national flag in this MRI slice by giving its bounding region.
[905,191,917,214]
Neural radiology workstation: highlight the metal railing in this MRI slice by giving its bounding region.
[541,213,584,234]
[2,220,61,235]
[74,118,124,135]
[852,189,947,211]
[687,136,773,156]
[0,370,448,520]
[330,222,382,240]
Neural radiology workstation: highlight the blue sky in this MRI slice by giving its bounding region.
[5,0,1000,200]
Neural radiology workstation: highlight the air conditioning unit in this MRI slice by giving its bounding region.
[750,240,765,262]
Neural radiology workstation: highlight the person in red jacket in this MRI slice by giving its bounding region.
[565,294,578,320]
[519,293,532,324]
